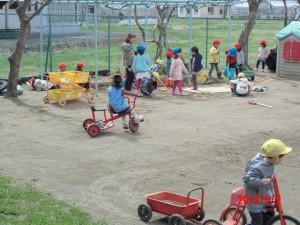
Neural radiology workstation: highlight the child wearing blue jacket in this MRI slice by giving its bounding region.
[132,45,151,90]
[190,46,203,90]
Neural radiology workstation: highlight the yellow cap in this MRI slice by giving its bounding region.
[238,73,245,78]
[152,72,160,79]
[261,139,292,157]
[155,59,164,65]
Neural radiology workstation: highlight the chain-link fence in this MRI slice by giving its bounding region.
[0,8,289,79]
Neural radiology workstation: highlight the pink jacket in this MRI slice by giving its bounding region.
[169,58,188,81]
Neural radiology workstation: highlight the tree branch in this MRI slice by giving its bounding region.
[104,3,130,10]
[28,0,51,22]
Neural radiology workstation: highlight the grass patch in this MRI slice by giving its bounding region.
[0,18,285,79]
[0,175,108,225]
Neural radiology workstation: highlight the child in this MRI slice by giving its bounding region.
[231,73,253,96]
[150,59,164,74]
[75,62,84,71]
[225,48,237,81]
[140,72,160,97]
[169,48,188,96]
[132,45,151,90]
[243,139,292,225]
[235,42,245,75]
[255,40,268,72]
[108,74,144,129]
[190,46,203,90]
[27,77,54,91]
[165,51,173,76]
[58,63,67,72]
[208,39,221,78]
[121,33,136,91]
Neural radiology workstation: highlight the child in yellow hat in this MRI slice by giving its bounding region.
[243,139,292,225]
[140,72,160,97]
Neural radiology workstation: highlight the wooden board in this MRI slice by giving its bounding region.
[184,84,231,93]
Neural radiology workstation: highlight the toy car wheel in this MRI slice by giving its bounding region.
[129,118,139,133]
[83,119,94,130]
[203,219,222,225]
[88,95,95,103]
[223,206,247,225]
[267,215,300,225]
[87,124,100,137]
[194,207,205,221]
[58,98,66,107]
[251,75,255,81]
[168,214,186,225]
[137,203,152,222]
[43,96,50,103]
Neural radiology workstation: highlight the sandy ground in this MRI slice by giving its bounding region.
[0,72,300,225]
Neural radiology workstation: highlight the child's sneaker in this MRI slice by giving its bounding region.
[172,91,175,95]
[254,68,257,71]
[179,92,186,96]
[261,70,264,72]
[123,122,129,129]
[133,115,144,124]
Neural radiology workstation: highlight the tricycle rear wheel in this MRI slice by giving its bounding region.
[137,203,152,222]
[266,215,300,225]
[83,119,94,130]
[87,124,100,137]
[168,214,186,225]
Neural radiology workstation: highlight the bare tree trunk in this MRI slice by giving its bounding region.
[5,0,51,98]
[238,0,262,69]
[223,5,228,19]
[282,0,288,27]
[134,5,145,42]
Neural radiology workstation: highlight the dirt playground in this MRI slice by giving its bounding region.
[0,72,299,225]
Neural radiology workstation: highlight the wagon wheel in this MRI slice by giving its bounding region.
[203,219,222,225]
[82,119,94,130]
[58,98,66,107]
[129,118,139,132]
[43,95,50,103]
[137,203,152,222]
[88,95,95,103]
[87,124,100,137]
[222,206,247,225]
[168,214,186,225]
[193,207,205,221]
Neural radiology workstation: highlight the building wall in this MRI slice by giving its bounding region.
[178,6,225,18]
[277,35,300,77]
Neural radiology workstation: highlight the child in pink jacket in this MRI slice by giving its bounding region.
[169,48,188,96]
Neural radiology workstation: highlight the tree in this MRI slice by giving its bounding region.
[282,0,288,27]
[238,0,263,69]
[5,0,51,98]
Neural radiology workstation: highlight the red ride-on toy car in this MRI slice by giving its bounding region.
[83,96,142,137]
[204,174,300,225]
[138,187,206,225]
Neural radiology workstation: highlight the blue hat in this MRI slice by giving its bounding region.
[172,48,181,55]
[228,48,237,57]
[136,45,146,51]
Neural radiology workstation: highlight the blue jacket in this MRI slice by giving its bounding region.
[108,87,129,112]
[190,54,203,73]
[132,54,151,73]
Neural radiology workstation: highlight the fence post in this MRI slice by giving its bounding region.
[108,15,111,71]
[40,12,43,78]
[188,5,192,87]
[205,17,208,69]
[85,4,90,72]
[94,3,99,96]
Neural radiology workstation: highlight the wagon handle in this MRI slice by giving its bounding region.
[186,187,204,218]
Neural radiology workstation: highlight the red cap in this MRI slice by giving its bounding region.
[234,43,241,49]
[59,63,67,69]
[213,39,221,45]
[76,62,84,68]
[166,51,174,57]
[260,39,266,45]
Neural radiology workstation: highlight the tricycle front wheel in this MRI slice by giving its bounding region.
[87,124,100,137]
[267,215,300,225]
[203,219,222,225]
[129,118,139,132]
[223,206,247,225]
[137,203,152,222]
[168,214,186,225]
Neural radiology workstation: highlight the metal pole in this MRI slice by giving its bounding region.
[85,4,90,72]
[128,5,132,32]
[166,9,169,50]
[108,15,111,71]
[227,4,232,83]
[40,12,44,79]
[49,14,52,72]
[144,0,148,50]
[205,17,208,69]
[188,5,192,87]
[94,3,99,96]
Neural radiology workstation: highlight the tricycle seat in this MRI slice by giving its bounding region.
[91,105,106,112]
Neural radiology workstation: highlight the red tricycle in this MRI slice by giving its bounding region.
[204,174,300,225]
[137,187,206,225]
[82,96,142,137]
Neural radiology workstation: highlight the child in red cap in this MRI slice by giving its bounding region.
[255,40,268,72]
[75,62,84,71]
[58,63,67,72]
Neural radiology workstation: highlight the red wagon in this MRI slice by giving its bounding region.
[137,187,205,225]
